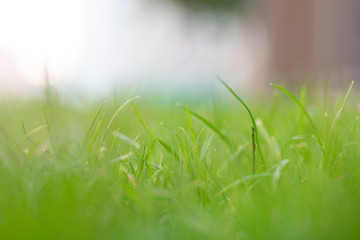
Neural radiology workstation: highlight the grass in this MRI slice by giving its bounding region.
[0,81,359,240]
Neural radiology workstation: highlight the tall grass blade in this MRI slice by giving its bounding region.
[251,126,256,174]
[132,103,156,137]
[329,81,354,137]
[218,76,265,172]
[217,77,257,128]
[270,83,324,153]
[86,114,105,153]
[199,134,214,163]
[321,81,355,169]
[81,101,106,149]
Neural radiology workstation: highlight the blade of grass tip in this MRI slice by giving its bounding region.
[341,81,354,109]
[101,96,140,144]
[177,103,232,149]
[329,81,354,137]
[217,76,257,128]
[107,96,140,130]
[270,83,325,153]
[23,125,47,139]
[180,127,193,147]
[81,101,106,149]
[22,117,33,143]
[217,76,265,172]
[321,81,354,169]
[132,103,179,159]
[161,122,185,153]
[113,131,140,149]
[272,159,289,188]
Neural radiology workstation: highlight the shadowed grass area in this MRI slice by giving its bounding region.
[0,82,359,240]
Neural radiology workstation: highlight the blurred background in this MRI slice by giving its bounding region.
[0,0,359,96]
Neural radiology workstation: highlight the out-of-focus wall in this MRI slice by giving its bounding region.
[261,0,360,85]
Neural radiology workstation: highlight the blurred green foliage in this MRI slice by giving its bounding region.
[0,82,360,239]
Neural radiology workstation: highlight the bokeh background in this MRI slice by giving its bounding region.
[0,0,359,96]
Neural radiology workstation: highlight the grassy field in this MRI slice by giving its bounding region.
[0,81,359,239]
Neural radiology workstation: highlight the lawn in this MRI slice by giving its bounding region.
[0,81,359,239]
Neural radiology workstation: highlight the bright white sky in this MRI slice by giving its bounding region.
[0,0,84,87]
[0,0,265,93]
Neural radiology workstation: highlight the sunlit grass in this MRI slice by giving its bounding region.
[0,82,359,240]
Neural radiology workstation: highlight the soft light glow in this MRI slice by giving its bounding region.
[0,0,84,86]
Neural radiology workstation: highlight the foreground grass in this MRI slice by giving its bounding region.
[0,83,359,239]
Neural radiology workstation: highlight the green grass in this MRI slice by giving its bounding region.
[0,82,359,240]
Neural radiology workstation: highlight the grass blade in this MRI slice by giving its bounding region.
[113,131,140,149]
[321,81,355,169]
[177,103,232,148]
[86,114,105,153]
[158,139,179,159]
[161,122,185,153]
[132,103,178,160]
[328,81,354,136]
[81,101,106,149]
[21,117,33,143]
[270,83,324,153]
[107,96,140,130]
[218,76,264,173]
[218,77,257,128]
[22,125,47,139]
[199,134,214,163]
[186,105,196,144]
[132,103,156,137]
